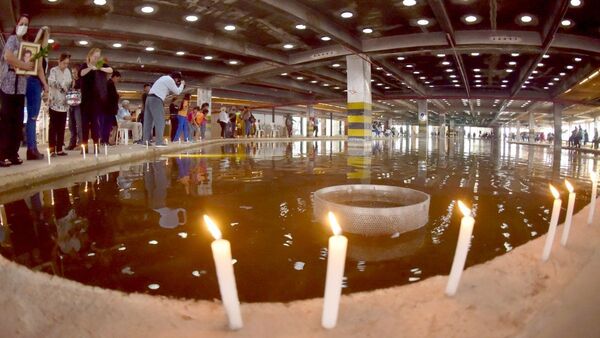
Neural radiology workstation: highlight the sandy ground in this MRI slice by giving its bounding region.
[1,139,599,337]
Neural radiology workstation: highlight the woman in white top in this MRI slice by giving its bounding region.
[218,106,229,138]
[47,53,73,155]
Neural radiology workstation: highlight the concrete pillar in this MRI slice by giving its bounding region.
[418,100,428,138]
[308,105,315,136]
[554,103,563,152]
[345,54,372,182]
[529,112,535,143]
[440,113,447,139]
[516,121,521,142]
[197,88,214,139]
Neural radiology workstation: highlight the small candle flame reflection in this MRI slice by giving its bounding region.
[327,212,342,236]
[565,179,574,193]
[457,200,471,217]
[204,215,222,240]
[549,184,560,199]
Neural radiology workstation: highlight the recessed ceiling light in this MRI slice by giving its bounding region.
[112,42,122,48]
[280,73,288,76]
[283,44,294,49]
[474,74,482,78]
[397,56,405,61]
[323,83,330,87]
[464,15,479,23]
[413,71,421,74]
[532,70,539,74]
[296,76,304,80]
[449,75,457,78]
[524,81,530,84]
[508,61,517,66]
[47,0,58,2]
[224,24,236,31]
[295,24,306,30]
[310,80,318,84]
[473,68,481,72]
[403,0,417,6]
[185,15,199,22]
[405,64,414,68]
[506,69,514,73]
[141,5,155,14]
[446,69,454,72]
[204,55,213,60]
[48,38,55,44]
[561,19,573,27]
[475,84,482,87]
[332,63,341,68]
[436,53,446,57]
[475,79,482,83]
[340,11,354,19]
[370,79,375,82]
[386,73,392,76]
[78,40,89,46]
[560,72,566,76]
[176,51,185,55]
[376,67,383,70]
[543,54,550,59]
[452,80,459,83]
[553,77,560,81]
[442,61,451,66]
[574,57,582,62]
[228,60,239,65]
[362,28,373,34]
[454,84,461,87]
[321,36,332,41]
[501,84,507,88]
[544,87,549,90]
[145,46,155,51]
[537,63,544,67]
[511,53,520,57]
[566,65,574,69]
[417,19,430,26]
[519,15,533,24]
[385,86,391,89]
[548,82,554,86]
[570,0,582,7]
[471,52,480,56]
[502,80,509,83]
[93,0,107,5]
[419,76,426,80]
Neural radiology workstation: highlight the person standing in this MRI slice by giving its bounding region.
[173,94,191,142]
[199,102,209,140]
[169,102,178,142]
[285,114,293,137]
[218,106,228,138]
[138,83,150,125]
[47,52,73,156]
[142,72,185,147]
[241,106,252,138]
[0,14,35,167]
[66,66,82,150]
[78,48,113,152]
[25,26,50,160]
[103,71,121,145]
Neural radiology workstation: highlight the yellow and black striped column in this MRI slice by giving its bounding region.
[348,102,372,142]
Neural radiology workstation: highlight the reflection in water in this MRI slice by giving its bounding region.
[0,140,597,302]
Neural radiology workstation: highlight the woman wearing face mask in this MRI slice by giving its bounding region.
[78,48,113,152]
[47,53,73,156]
[0,14,35,167]
[24,26,50,161]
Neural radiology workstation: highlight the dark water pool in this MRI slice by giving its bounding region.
[0,139,596,302]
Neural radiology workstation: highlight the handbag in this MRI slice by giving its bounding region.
[66,89,81,106]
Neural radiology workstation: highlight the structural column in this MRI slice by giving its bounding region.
[417,100,428,138]
[197,88,214,139]
[528,112,535,143]
[553,103,563,152]
[440,113,446,139]
[345,54,372,181]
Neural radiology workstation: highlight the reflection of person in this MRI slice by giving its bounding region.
[0,14,35,167]
[48,53,73,156]
[78,48,113,151]
[26,26,51,161]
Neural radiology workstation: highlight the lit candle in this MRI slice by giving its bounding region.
[94,143,98,158]
[0,204,7,226]
[322,212,348,329]
[104,144,108,157]
[164,137,169,145]
[145,140,149,149]
[178,138,181,145]
[203,215,243,330]
[542,184,562,261]
[588,171,598,225]
[445,201,475,297]
[46,148,51,165]
[81,144,86,160]
[561,180,576,246]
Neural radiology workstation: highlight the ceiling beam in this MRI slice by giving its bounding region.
[32,13,288,64]
[254,0,361,53]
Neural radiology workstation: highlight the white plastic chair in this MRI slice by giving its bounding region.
[117,128,129,145]
[270,123,280,138]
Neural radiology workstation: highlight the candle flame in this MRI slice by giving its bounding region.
[327,212,342,236]
[457,200,471,217]
[565,180,574,193]
[549,184,560,199]
[203,215,222,240]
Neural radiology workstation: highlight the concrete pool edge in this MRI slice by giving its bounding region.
[0,137,599,337]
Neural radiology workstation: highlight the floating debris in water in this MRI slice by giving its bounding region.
[294,262,305,271]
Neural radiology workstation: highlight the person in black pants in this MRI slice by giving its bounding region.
[0,15,35,167]
[78,48,113,152]
[47,53,73,156]
[103,71,121,145]
[66,66,82,150]
[169,102,179,141]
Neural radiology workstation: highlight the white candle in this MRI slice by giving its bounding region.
[204,215,243,330]
[445,201,475,297]
[146,140,149,149]
[0,204,7,226]
[178,138,181,145]
[94,143,98,158]
[542,184,562,261]
[561,180,576,246]
[104,144,108,157]
[588,171,597,225]
[81,144,86,160]
[322,212,348,329]
[164,137,169,145]
[46,148,51,165]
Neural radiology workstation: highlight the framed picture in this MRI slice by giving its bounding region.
[15,42,40,76]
